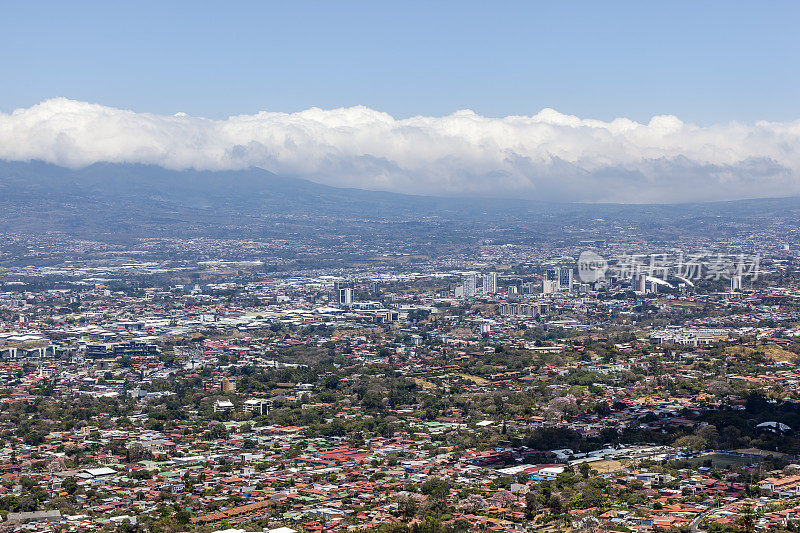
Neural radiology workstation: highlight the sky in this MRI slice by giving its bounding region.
[2,1,800,202]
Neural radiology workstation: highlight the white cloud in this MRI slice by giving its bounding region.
[2,97,800,203]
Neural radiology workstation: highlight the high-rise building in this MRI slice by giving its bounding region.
[221,377,236,393]
[462,274,477,297]
[731,275,742,292]
[521,281,536,295]
[483,272,498,294]
[338,287,353,305]
[633,273,647,294]
[334,281,354,305]
[546,268,573,291]
[558,268,573,290]
[542,279,558,294]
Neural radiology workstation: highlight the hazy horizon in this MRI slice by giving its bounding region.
[3,98,800,204]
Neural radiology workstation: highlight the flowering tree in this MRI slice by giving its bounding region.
[493,489,516,508]
[459,493,488,512]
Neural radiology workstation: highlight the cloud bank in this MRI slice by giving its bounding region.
[2,98,800,203]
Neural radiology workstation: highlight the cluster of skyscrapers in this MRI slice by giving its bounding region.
[456,272,498,297]
[543,268,573,293]
[333,281,354,305]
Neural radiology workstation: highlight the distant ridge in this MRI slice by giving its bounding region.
[0,160,799,241]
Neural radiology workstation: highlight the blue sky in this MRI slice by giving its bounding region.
[3,1,799,123]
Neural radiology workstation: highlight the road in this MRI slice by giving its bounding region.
[689,507,715,533]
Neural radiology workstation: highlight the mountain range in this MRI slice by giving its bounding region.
[1,160,799,245]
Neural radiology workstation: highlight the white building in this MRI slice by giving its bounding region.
[462,274,477,297]
[213,399,235,412]
[542,279,558,294]
[483,272,498,294]
[337,287,353,305]
[243,398,273,416]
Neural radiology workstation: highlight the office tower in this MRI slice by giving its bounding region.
[522,281,536,295]
[542,279,558,294]
[633,273,647,294]
[546,268,572,291]
[338,287,353,305]
[334,281,354,304]
[463,274,477,297]
[558,268,573,290]
[731,275,742,292]
[221,377,236,392]
[483,272,498,294]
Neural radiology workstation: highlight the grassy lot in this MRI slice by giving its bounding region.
[459,373,488,385]
[412,377,437,390]
[656,299,706,309]
[725,344,796,362]
[682,453,759,469]
[589,459,626,473]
